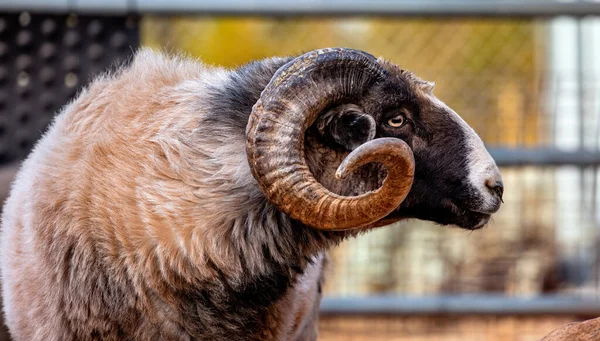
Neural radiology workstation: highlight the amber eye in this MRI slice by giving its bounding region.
[387,115,405,128]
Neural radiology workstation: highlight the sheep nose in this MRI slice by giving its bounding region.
[485,177,504,203]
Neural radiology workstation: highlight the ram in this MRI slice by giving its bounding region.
[0,48,503,340]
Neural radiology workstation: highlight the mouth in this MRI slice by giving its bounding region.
[446,200,493,230]
[463,210,491,230]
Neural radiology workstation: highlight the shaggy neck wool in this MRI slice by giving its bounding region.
[142,55,355,338]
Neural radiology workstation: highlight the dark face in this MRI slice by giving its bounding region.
[311,61,503,230]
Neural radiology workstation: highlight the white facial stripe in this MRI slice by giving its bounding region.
[427,95,502,212]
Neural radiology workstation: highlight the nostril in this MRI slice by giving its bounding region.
[485,179,504,203]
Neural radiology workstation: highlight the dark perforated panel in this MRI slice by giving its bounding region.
[0,12,139,165]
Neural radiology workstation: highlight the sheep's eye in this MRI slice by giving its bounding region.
[387,115,405,128]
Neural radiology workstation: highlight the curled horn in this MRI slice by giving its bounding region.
[246,48,415,230]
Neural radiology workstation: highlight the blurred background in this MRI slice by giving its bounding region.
[2,0,600,340]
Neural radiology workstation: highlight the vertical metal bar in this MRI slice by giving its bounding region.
[577,19,585,149]
[591,21,600,295]
[575,17,588,290]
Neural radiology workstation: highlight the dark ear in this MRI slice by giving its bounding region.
[316,104,376,151]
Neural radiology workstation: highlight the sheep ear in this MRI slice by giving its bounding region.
[317,104,376,151]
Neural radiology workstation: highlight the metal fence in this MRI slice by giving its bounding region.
[0,12,139,164]
[3,0,600,329]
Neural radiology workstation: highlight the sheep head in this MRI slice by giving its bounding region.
[246,48,503,231]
